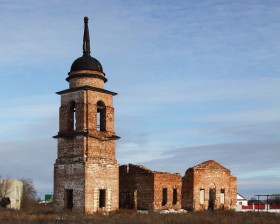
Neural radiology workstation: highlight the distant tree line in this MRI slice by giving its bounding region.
[249,194,280,205]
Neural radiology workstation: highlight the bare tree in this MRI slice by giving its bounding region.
[21,178,37,209]
[269,194,280,205]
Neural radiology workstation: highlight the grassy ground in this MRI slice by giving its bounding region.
[0,205,279,224]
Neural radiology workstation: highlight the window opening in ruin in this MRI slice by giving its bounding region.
[172,189,177,205]
[65,189,73,210]
[97,101,106,131]
[199,189,205,204]
[208,188,216,211]
[220,189,225,204]
[162,188,167,206]
[70,101,76,130]
[99,189,106,208]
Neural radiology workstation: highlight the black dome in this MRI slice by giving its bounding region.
[69,17,103,73]
[70,55,103,72]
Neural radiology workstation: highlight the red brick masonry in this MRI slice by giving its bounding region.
[119,161,237,211]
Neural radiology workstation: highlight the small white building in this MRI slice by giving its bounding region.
[0,179,23,210]
[237,193,248,206]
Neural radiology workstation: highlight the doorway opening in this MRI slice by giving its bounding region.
[208,188,216,211]
[65,189,73,210]
[99,189,106,208]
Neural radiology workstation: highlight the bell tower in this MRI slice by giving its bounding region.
[54,17,120,213]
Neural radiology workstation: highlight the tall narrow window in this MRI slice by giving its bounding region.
[70,101,76,130]
[172,189,177,205]
[65,189,73,210]
[162,188,167,206]
[97,101,106,131]
[99,189,106,208]
[220,189,225,204]
[199,189,205,204]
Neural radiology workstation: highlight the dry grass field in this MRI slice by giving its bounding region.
[0,205,279,224]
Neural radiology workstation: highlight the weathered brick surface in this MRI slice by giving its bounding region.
[85,163,119,213]
[87,138,117,164]
[68,70,105,89]
[54,162,85,212]
[54,67,119,213]
[119,164,154,210]
[153,172,182,210]
[58,91,114,134]
[181,168,194,210]
[182,160,237,211]
[119,164,182,210]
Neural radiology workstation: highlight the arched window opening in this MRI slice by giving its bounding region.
[70,101,76,131]
[97,101,106,131]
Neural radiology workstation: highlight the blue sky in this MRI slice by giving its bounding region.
[0,0,279,199]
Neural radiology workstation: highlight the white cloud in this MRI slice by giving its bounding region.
[117,141,171,165]
[0,94,58,140]
[117,75,280,106]
[199,109,280,123]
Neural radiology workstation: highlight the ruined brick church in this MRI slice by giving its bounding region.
[53,17,237,213]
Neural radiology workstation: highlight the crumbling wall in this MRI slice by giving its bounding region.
[229,175,237,209]
[119,164,182,211]
[182,168,194,210]
[153,172,182,210]
[182,160,237,211]
[119,164,154,210]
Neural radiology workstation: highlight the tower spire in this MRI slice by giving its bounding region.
[83,16,91,56]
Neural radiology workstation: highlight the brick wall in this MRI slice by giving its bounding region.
[68,70,106,89]
[182,160,237,211]
[119,164,154,210]
[85,163,119,213]
[54,162,85,212]
[119,164,182,210]
[54,68,119,213]
[153,172,182,210]
[182,168,194,210]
